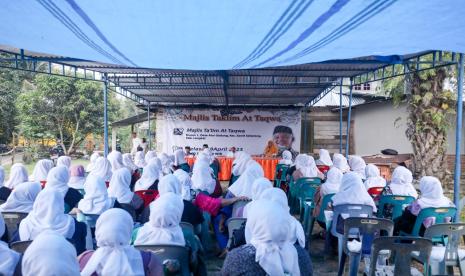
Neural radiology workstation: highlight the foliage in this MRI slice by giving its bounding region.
[16,74,119,155]
[0,69,23,144]
[382,64,456,185]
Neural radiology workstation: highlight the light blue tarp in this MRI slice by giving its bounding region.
[1,0,465,70]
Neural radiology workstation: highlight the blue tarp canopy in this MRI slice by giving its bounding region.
[0,1,464,106]
[1,0,464,70]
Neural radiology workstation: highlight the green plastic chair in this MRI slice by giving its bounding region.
[273,164,290,188]
[64,203,71,213]
[298,183,321,222]
[377,195,415,220]
[210,163,219,180]
[293,177,321,216]
[303,193,335,238]
[179,163,190,173]
[400,207,457,237]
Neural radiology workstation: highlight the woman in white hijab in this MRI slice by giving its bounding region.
[79,208,162,276]
[228,161,264,198]
[46,165,84,210]
[86,152,100,173]
[134,192,185,246]
[278,150,293,165]
[292,154,324,180]
[332,172,377,212]
[349,155,367,180]
[89,157,112,182]
[173,149,190,173]
[388,166,418,198]
[144,150,157,164]
[160,153,174,175]
[231,152,252,178]
[191,161,217,194]
[78,174,114,215]
[134,151,147,168]
[223,200,312,276]
[320,167,343,196]
[173,169,193,201]
[108,168,143,211]
[316,148,333,166]
[332,153,350,173]
[364,164,386,189]
[5,163,28,189]
[0,181,41,213]
[30,159,54,182]
[22,231,80,276]
[107,150,125,172]
[134,163,160,191]
[19,189,76,241]
[57,155,72,168]
[0,215,20,275]
[396,176,454,234]
[122,153,138,173]
[242,177,273,218]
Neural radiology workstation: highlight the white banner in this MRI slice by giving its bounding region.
[155,108,301,156]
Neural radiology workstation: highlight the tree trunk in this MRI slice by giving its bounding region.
[405,68,453,188]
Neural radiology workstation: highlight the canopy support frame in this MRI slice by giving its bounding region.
[454,53,464,221]
[103,73,109,157]
[346,78,353,157]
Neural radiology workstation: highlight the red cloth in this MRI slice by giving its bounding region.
[193,192,221,216]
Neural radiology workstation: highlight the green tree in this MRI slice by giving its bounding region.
[0,69,25,144]
[382,65,456,185]
[16,74,118,155]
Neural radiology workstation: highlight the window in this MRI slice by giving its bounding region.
[363,83,371,90]
[354,84,362,90]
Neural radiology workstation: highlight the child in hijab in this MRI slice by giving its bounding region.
[0,215,20,275]
[159,153,174,176]
[173,168,194,201]
[45,166,83,210]
[0,181,41,213]
[30,159,54,183]
[191,161,217,195]
[19,189,87,254]
[349,155,367,180]
[78,174,114,215]
[312,168,343,221]
[144,150,157,164]
[4,163,28,189]
[68,165,86,190]
[22,231,80,276]
[222,200,312,276]
[108,168,144,214]
[386,166,418,198]
[89,157,112,183]
[134,163,160,191]
[364,164,387,189]
[332,153,350,173]
[395,176,454,236]
[316,148,333,166]
[292,154,324,181]
[122,153,141,190]
[173,149,190,173]
[56,155,72,168]
[332,172,377,212]
[107,150,125,172]
[230,152,253,186]
[134,151,147,168]
[78,208,163,275]
[278,150,293,165]
[86,152,100,173]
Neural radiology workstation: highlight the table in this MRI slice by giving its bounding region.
[186,156,280,181]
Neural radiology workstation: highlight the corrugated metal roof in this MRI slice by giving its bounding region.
[312,90,366,107]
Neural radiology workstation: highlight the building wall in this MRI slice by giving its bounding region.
[352,101,465,155]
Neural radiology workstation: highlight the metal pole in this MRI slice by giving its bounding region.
[147,102,151,150]
[339,78,343,153]
[303,105,308,153]
[103,73,109,157]
[346,78,353,158]
[454,53,464,221]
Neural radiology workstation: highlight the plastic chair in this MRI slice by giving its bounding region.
[400,207,457,237]
[180,222,195,233]
[78,213,100,228]
[78,189,85,196]
[10,240,33,253]
[135,244,191,276]
[317,165,330,174]
[2,212,28,241]
[64,203,71,213]
[377,195,415,220]
[412,223,465,275]
[298,181,321,219]
[179,163,190,174]
[135,190,159,207]
[120,203,137,221]
[367,187,385,201]
[340,217,394,276]
[39,181,46,188]
[369,236,432,276]
[231,200,249,218]
[305,193,335,238]
[290,177,321,214]
[330,204,374,274]
[226,218,246,248]
[274,164,290,188]
[210,163,219,180]
[163,259,182,275]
